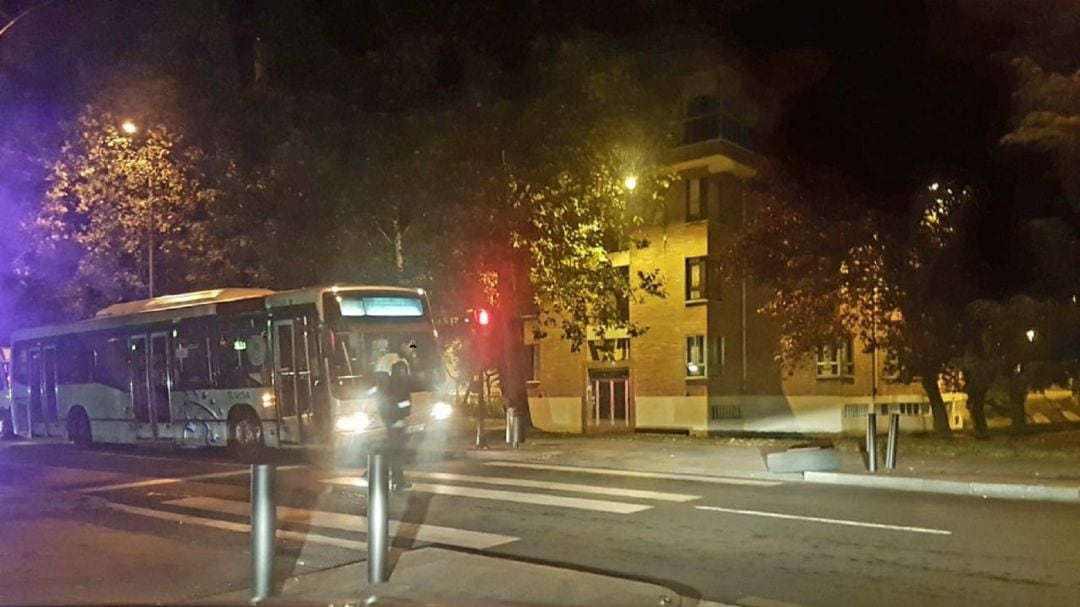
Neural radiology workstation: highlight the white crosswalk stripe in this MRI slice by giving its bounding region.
[406,471,701,502]
[324,477,652,514]
[106,502,368,550]
[483,462,782,487]
[164,496,516,549]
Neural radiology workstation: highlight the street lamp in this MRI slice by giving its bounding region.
[1025,329,1036,343]
[120,120,155,298]
[623,174,638,191]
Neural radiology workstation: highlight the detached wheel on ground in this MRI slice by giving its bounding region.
[0,408,14,440]
[228,407,266,462]
[67,407,92,448]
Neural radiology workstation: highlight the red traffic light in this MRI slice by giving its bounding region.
[476,308,491,326]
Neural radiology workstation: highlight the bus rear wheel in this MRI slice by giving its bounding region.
[67,408,92,448]
[228,408,265,462]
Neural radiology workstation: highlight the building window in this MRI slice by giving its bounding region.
[711,336,726,377]
[589,338,630,362]
[685,257,721,302]
[686,335,707,377]
[528,344,540,382]
[816,337,855,378]
[686,178,706,221]
[686,257,705,300]
[685,177,724,222]
[843,404,868,418]
[899,402,931,416]
[710,404,741,420]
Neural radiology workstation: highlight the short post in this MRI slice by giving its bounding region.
[250,464,276,601]
[366,452,389,585]
[866,412,878,473]
[510,408,521,450]
[505,407,514,444]
[885,413,900,470]
[474,376,488,449]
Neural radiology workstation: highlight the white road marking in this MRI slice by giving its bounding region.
[695,505,951,535]
[81,450,245,468]
[408,471,701,502]
[325,477,651,514]
[106,502,367,550]
[77,465,307,493]
[484,462,782,487]
[165,496,517,549]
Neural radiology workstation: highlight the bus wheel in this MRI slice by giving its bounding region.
[67,408,92,448]
[228,408,264,461]
[0,409,14,440]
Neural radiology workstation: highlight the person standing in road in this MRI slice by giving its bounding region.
[373,340,417,491]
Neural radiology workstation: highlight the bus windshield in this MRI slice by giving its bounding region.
[329,328,440,399]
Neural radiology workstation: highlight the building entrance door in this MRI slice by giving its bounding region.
[588,369,631,430]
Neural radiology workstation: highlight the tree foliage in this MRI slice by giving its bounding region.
[730,172,981,435]
[22,109,217,317]
[505,41,676,351]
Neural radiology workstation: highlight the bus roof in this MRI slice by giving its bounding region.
[11,285,428,343]
[95,288,276,318]
[265,285,426,308]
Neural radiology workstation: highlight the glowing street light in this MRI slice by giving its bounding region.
[623,174,638,191]
[1025,329,1036,343]
[121,120,138,135]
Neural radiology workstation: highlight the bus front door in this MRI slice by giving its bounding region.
[129,335,156,440]
[273,319,313,444]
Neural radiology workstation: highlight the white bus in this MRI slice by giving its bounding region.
[7,285,451,457]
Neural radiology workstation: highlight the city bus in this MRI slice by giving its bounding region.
[7,285,451,457]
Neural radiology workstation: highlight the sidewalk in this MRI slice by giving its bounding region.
[215,547,725,606]
[443,428,1080,503]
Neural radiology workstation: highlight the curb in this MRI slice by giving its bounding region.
[803,471,1080,503]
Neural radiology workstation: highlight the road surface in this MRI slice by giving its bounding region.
[1,441,1077,606]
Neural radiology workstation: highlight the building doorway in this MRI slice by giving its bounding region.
[588,368,631,430]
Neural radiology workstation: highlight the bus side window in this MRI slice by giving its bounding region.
[58,338,93,384]
[93,338,129,391]
[12,346,28,387]
[173,336,210,390]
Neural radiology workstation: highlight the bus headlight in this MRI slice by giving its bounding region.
[430,401,453,421]
[335,412,373,433]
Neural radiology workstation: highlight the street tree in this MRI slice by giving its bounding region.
[23,108,217,317]
[729,172,981,436]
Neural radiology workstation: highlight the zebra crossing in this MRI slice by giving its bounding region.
[105,463,738,555]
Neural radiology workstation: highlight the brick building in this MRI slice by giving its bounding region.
[525,65,968,435]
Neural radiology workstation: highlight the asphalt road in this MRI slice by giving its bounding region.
[1,441,1078,607]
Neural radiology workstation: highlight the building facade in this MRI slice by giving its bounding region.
[526,67,968,435]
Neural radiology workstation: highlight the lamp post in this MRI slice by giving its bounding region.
[120,120,154,298]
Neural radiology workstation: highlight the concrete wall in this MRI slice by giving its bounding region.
[634,395,708,432]
[528,396,583,433]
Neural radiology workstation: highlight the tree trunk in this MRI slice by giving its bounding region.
[966,387,991,440]
[920,374,952,437]
[497,315,532,435]
[1008,376,1028,429]
[392,219,404,272]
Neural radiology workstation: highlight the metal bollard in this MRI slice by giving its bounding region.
[251,464,276,601]
[505,407,514,444]
[367,452,390,585]
[510,408,521,450]
[885,413,900,470]
[866,412,878,472]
